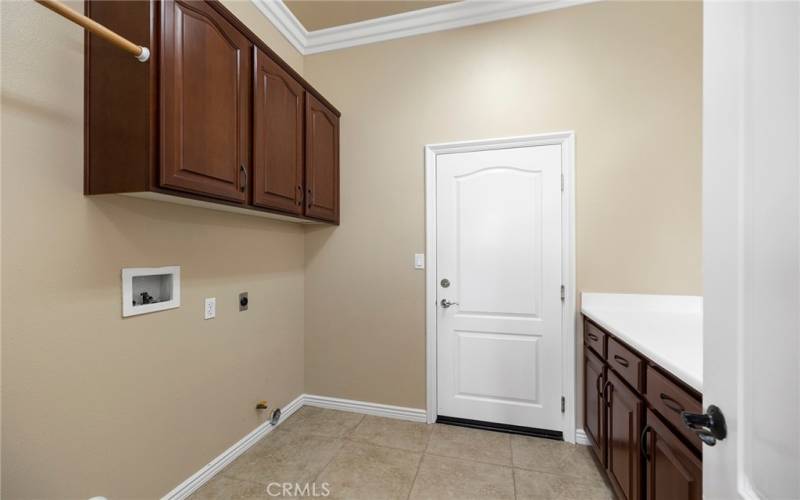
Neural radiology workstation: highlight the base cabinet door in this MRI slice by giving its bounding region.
[160,0,251,202]
[304,93,340,223]
[584,348,606,465]
[643,410,702,500]
[253,48,304,213]
[606,370,643,500]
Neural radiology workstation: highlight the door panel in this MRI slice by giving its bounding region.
[253,49,304,213]
[644,410,702,500]
[704,2,800,498]
[305,93,339,222]
[584,347,606,465]
[161,0,250,202]
[607,370,642,500]
[436,145,563,431]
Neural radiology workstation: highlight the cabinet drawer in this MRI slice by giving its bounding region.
[607,337,643,391]
[646,366,702,450]
[584,320,606,357]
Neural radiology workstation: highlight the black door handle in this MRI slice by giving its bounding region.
[681,405,727,446]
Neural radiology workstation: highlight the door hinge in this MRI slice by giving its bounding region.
[561,396,565,413]
[561,173,564,192]
[560,285,565,301]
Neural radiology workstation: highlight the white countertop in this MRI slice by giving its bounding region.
[581,293,703,392]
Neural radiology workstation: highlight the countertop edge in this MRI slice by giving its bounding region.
[581,306,703,393]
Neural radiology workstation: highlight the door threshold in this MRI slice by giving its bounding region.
[436,415,563,441]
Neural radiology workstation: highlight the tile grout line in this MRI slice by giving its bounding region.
[307,411,365,488]
[406,424,435,500]
[510,435,518,500]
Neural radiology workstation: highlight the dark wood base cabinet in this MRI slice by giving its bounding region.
[583,317,702,500]
[85,0,340,224]
[644,410,703,500]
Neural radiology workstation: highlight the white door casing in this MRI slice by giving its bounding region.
[424,132,576,441]
[703,1,800,499]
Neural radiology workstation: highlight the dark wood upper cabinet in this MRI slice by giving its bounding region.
[160,0,251,203]
[584,347,606,467]
[305,93,340,223]
[644,410,702,500]
[606,370,643,500]
[85,0,340,224]
[253,48,304,214]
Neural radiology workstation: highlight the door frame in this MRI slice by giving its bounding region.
[424,131,577,442]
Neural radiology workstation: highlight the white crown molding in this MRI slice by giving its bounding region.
[251,0,600,55]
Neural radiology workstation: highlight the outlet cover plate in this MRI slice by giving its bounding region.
[204,297,216,320]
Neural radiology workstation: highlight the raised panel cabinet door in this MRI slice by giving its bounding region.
[161,0,251,202]
[606,370,643,500]
[584,348,606,466]
[304,93,340,223]
[643,410,702,500]
[253,49,303,214]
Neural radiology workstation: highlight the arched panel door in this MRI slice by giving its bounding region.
[304,93,340,223]
[160,0,251,203]
[253,48,304,214]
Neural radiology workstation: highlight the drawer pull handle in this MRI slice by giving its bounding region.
[596,374,604,397]
[603,380,613,407]
[641,425,652,461]
[587,333,599,341]
[660,393,684,413]
[613,354,630,367]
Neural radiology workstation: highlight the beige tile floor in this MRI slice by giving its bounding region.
[190,407,614,500]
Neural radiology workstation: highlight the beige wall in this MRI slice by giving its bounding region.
[1,1,305,498]
[302,1,702,409]
[1,0,702,497]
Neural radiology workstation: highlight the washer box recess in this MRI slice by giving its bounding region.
[122,266,181,317]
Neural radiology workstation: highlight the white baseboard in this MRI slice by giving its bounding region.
[575,428,591,446]
[162,394,426,499]
[303,394,427,423]
[162,394,304,500]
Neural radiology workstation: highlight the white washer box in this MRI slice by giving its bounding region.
[122,266,180,317]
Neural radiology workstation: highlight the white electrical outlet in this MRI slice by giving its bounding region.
[204,298,216,320]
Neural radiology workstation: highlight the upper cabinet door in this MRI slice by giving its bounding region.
[253,49,304,214]
[160,0,251,203]
[305,93,340,223]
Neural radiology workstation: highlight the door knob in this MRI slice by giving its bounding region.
[681,404,727,446]
[440,299,459,308]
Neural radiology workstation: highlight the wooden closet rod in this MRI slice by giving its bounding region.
[35,0,150,62]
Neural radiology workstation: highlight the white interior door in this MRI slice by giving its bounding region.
[703,1,800,498]
[436,145,564,432]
